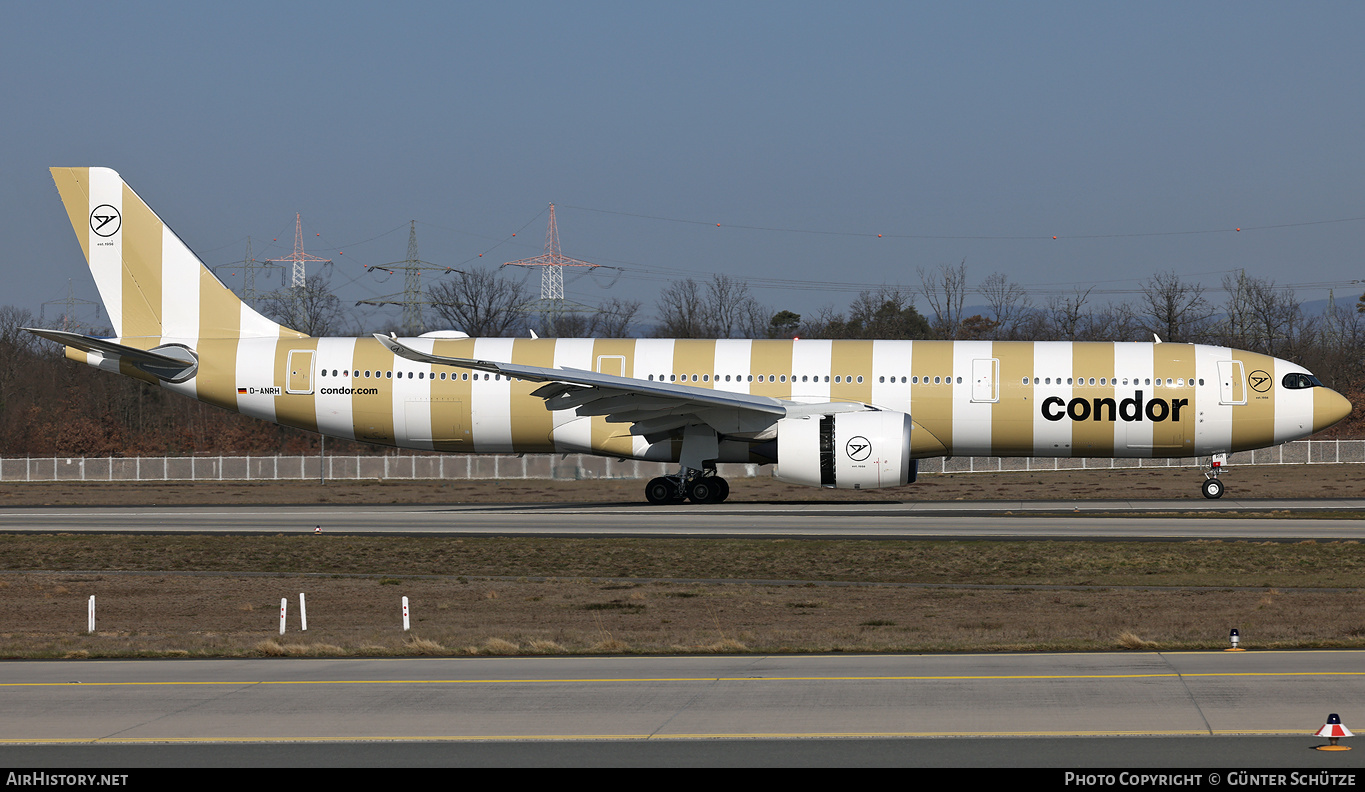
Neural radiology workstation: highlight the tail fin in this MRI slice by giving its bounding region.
[49,167,300,342]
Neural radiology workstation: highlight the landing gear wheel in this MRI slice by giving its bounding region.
[645,477,678,505]
[714,477,730,503]
[1202,478,1225,500]
[687,477,724,504]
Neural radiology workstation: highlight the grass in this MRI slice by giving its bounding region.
[3,534,1365,587]
[2,534,1365,659]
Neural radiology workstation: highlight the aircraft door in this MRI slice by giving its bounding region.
[971,358,999,403]
[286,350,314,394]
[1217,360,1246,405]
[596,355,625,377]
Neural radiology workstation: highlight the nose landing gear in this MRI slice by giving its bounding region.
[1201,453,1227,499]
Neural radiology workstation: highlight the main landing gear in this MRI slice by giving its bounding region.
[1201,453,1227,499]
[644,468,730,504]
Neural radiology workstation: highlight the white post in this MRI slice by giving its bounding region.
[299,593,308,631]
[87,595,95,633]
[402,596,410,631]
[279,598,287,635]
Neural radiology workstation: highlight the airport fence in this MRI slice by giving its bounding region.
[0,439,1361,483]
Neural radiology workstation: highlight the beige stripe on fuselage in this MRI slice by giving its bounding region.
[1231,349,1275,451]
[350,337,399,446]
[1069,342,1117,457]
[510,338,559,452]
[1151,343,1196,453]
[587,338,642,456]
[908,341,953,456]
[429,337,478,451]
[990,341,1034,456]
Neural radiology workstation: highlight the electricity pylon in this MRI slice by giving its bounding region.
[357,221,455,334]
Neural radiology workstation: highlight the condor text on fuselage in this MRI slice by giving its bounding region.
[1042,389,1188,424]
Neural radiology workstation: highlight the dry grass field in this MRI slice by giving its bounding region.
[0,462,1360,506]
[1,465,1362,658]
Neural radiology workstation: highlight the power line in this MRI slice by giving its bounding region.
[562,204,1365,241]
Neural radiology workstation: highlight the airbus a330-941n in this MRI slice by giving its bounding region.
[29,168,1353,503]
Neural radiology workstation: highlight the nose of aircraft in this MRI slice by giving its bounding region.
[1313,388,1354,433]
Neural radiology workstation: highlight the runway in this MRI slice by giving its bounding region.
[2,651,1363,766]
[4,499,1365,539]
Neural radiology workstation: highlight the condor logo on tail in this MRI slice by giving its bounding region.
[1041,391,1189,423]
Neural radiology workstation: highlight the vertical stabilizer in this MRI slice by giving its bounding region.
[49,167,302,342]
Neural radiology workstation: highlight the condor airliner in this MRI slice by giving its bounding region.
[29,168,1353,503]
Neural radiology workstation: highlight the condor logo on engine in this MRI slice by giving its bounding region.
[1041,390,1189,423]
[845,436,871,461]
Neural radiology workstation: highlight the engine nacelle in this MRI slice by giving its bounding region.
[773,411,917,489]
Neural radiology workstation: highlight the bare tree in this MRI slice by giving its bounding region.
[1046,287,1094,341]
[591,297,641,338]
[260,274,345,337]
[537,310,592,338]
[979,272,1032,339]
[654,278,706,338]
[702,274,765,338]
[1083,302,1142,342]
[536,297,642,338]
[1219,271,1305,356]
[1138,270,1213,343]
[0,306,42,419]
[796,304,848,339]
[655,275,764,338]
[919,260,969,339]
[428,267,530,337]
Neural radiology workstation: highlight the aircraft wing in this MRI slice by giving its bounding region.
[375,333,867,439]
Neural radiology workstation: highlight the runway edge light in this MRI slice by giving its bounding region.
[1314,714,1354,750]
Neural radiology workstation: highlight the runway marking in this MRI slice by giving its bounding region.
[0,729,1315,744]
[6,670,1365,688]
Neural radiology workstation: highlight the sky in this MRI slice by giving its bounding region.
[2,1,1362,333]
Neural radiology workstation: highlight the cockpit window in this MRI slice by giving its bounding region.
[1282,372,1322,390]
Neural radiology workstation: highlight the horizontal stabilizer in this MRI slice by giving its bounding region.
[25,328,199,383]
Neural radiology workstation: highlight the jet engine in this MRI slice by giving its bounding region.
[773,411,916,489]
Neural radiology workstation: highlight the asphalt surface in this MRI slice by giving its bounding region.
[3,499,1365,540]
[2,652,1363,767]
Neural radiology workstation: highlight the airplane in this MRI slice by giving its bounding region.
[28,168,1354,504]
